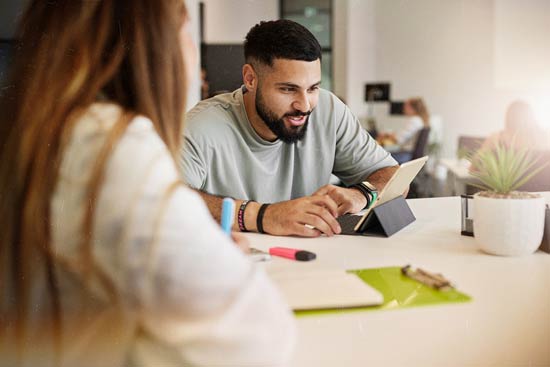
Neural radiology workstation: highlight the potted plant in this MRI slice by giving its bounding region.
[468,141,547,256]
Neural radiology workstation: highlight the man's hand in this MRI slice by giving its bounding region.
[312,184,367,216]
[261,195,341,237]
[311,166,400,216]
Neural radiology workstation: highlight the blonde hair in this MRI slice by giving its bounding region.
[0,0,188,362]
[407,97,430,127]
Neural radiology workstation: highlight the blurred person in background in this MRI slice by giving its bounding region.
[0,1,295,366]
[480,100,549,151]
[377,97,430,151]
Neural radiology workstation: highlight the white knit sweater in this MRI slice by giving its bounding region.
[42,103,295,367]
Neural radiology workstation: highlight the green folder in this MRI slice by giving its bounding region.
[295,266,471,317]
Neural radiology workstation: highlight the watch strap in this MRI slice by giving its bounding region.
[368,191,378,209]
[351,182,376,209]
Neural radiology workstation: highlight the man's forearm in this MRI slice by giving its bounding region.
[195,190,224,222]
[343,165,400,213]
[365,165,399,192]
[196,188,345,236]
[194,189,261,231]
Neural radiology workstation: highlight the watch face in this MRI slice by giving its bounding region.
[363,181,377,192]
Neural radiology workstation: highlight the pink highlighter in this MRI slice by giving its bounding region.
[269,247,316,261]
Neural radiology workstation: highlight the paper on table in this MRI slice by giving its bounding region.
[270,269,383,311]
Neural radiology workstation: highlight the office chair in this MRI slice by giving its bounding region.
[457,135,485,158]
[392,127,431,165]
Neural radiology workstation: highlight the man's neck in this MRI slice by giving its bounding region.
[243,91,277,142]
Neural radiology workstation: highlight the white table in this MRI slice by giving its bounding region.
[246,196,550,367]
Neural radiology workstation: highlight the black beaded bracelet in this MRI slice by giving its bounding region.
[256,203,270,234]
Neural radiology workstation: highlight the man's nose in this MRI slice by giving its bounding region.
[292,91,311,113]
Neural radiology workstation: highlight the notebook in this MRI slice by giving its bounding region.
[295,267,472,317]
[338,155,428,234]
[270,269,384,311]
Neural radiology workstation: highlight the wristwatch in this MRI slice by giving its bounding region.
[351,181,378,209]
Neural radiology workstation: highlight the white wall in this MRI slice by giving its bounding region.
[341,0,550,159]
[494,0,550,90]
[202,0,278,43]
[493,0,550,129]
[332,0,348,99]
[344,0,376,117]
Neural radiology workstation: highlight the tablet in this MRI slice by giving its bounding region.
[337,156,428,234]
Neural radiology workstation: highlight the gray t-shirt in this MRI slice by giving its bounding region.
[181,87,397,203]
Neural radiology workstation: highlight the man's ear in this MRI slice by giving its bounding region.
[242,64,257,92]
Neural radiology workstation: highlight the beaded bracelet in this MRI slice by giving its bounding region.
[238,200,254,232]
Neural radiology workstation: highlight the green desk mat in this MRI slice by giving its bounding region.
[295,266,471,317]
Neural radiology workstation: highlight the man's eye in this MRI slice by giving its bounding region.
[309,86,319,92]
[281,87,294,92]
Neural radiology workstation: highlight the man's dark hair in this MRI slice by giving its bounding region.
[244,19,322,67]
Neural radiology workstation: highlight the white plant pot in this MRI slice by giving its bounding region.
[473,194,545,256]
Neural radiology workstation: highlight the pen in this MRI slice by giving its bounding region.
[221,197,235,236]
[249,247,272,262]
[269,247,316,261]
[401,264,453,290]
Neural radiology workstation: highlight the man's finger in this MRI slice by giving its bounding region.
[337,202,353,216]
[301,214,335,236]
[312,185,332,196]
[294,223,322,237]
[309,195,339,217]
[305,207,341,235]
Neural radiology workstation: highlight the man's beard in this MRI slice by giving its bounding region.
[255,88,311,144]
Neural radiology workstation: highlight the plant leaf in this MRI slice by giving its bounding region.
[466,137,546,194]
[512,159,549,190]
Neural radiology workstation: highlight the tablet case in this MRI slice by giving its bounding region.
[539,205,550,254]
[337,196,416,237]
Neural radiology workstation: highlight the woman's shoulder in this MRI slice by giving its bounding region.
[77,102,168,158]
[89,103,178,185]
[82,102,161,141]
[59,102,178,196]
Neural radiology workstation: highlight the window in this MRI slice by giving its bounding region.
[280,0,333,91]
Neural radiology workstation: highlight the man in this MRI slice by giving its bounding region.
[181,19,398,237]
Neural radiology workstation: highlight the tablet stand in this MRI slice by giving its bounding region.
[357,196,416,237]
[337,196,415,237]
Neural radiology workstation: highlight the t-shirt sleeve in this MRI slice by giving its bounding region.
[332,99,398,186]
[180,133,207,190]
